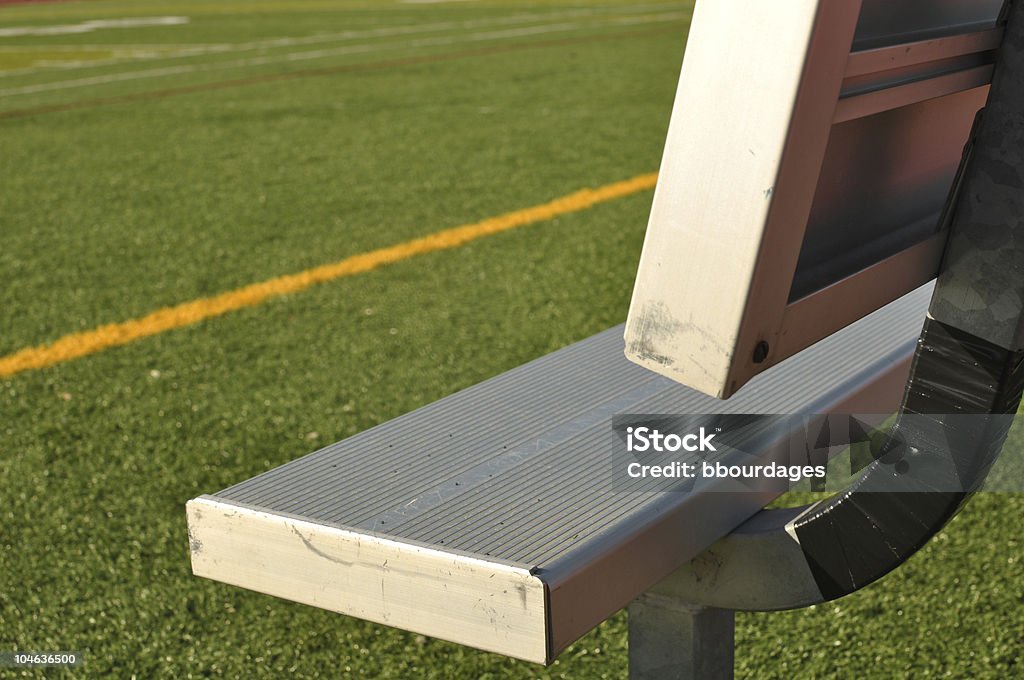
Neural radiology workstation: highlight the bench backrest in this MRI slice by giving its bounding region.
[625,0,1003,398]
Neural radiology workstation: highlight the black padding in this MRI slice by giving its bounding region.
[793,318,1024,600]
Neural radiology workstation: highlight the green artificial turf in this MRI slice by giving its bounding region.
[1,1,1021,678]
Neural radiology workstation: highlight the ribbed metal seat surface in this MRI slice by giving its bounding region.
[188,286,930,664]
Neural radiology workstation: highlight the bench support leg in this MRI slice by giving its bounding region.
[628,593,734,679]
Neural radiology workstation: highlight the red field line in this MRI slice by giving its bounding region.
[0,25,678,121]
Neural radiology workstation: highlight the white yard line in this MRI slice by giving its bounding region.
[0,3,685,78]
[0,17,189,38]
[0,9,686,98]
[0,44,231,51]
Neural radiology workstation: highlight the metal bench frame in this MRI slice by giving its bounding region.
[188,2,1024,677]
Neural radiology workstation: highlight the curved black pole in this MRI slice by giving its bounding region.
[789,318,1024,601]
[661,0,1024,610]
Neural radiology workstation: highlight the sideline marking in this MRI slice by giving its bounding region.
[0,4,685,78]
[0,173,658,378]
[0,10,684,96]
[0,25,679,120]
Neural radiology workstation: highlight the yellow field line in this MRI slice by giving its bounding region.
[0,172,657,379]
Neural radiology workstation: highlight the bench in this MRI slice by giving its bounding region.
[187,0,1024,676]
[187,285,925,664]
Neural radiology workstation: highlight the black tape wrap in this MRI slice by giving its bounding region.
[792,318,1024,600]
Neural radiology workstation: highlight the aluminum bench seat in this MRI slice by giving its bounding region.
[187,286,930,664]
